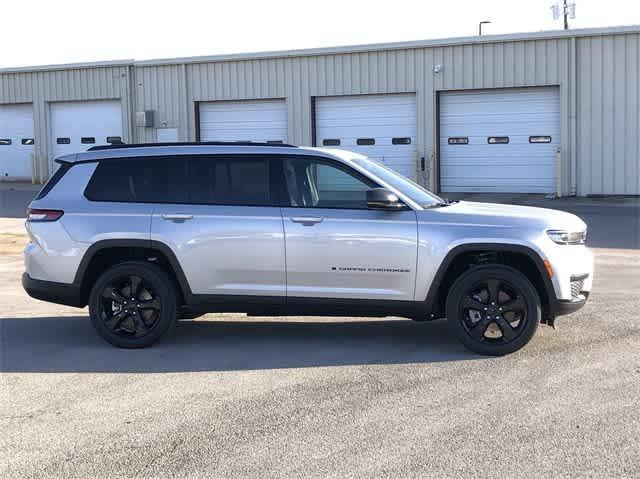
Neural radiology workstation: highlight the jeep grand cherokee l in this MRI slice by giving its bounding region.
[23,142,593,355]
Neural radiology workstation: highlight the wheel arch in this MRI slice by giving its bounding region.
[424,243,556,321]
[73,239,192,306]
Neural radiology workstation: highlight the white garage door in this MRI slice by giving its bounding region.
[0,104,34,180]
[199,99,288,143]
[440,87,560,193]
[315,94,417,179]
[50,100,123,169]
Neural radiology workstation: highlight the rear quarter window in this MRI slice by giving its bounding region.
[35,163,72,200]
[84,157,183,203]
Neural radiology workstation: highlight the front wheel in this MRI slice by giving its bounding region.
[89,262,177,348]
[446,265,541,356]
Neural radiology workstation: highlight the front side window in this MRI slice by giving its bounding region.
[352,156,443,207]
[282,157,377,209]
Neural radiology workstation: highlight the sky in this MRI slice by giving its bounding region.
[1,0,639,68]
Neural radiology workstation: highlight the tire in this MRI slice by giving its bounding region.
[89,261,177,348]
[446,265,540,356]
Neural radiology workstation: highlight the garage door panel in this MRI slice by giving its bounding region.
[50,100,123,172]
[442,164,555,178]
[440,87,560,193]
[442,182,554,193]
[315,94,417,180]
[0,104,34,179]
[199,99,287,143]
[442,117,559,130]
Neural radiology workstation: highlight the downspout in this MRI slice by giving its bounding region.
[126,64,137,143]
[570,36,578,196]
[181,63,189,142]
[30,152,36,184]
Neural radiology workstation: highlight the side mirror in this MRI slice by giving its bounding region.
[366,188,406,210]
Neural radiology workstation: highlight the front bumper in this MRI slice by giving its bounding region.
[22,273,85,308]
[554,292,589,317]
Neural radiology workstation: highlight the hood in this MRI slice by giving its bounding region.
[422,201,587,231]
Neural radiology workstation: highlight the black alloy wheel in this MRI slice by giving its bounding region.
[446,265,541,355]
[89,262,177,348]
[99,275,161,338]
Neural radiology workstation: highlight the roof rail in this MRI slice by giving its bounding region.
[87,141,297,151]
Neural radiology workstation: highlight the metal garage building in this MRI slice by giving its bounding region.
[0,25,638,196]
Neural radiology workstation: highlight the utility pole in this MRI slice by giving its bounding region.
[563,0,569,30]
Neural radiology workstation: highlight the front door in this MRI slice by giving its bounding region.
[150,154,286,298]
[280,156,418,301]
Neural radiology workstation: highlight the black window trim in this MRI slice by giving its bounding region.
[21,138,35,145]
[322,138,341,146]
[391,137,412,145]
[56,137,71,145]
[356,138,375,146]
[0,138,12,145]
[81,137,96,144]
[487,136,510,144]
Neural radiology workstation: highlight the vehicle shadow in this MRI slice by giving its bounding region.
[0,316,480,373]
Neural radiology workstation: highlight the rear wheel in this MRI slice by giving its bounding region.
[89,262,177,348]
[446,265,540,356]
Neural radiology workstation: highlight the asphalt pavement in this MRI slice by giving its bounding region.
[0,194,639,478]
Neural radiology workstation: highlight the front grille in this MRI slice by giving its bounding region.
[570,276,586,300]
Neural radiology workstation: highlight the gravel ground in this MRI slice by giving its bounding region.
[1,200,639,478]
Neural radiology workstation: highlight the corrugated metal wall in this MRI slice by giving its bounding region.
[0,65,133,180]
[576,33,640,195]
[1,29,638,195]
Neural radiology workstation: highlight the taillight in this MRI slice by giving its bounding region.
[27,208,64,222]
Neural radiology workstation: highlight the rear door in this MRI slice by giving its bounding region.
[149,154,286,298]
[280,156,418,301]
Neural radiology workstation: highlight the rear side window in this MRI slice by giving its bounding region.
[188,156,276,206]
[35,163,71,200]
[84,155,277,206]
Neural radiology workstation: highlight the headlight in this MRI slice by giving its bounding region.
[546,229,587,245]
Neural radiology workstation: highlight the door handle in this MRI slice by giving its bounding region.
[290,216,323,226]
[161,214,194,221]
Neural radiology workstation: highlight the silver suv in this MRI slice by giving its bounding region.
[23,143,593,355]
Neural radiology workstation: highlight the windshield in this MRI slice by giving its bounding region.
[351,157,444,207]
